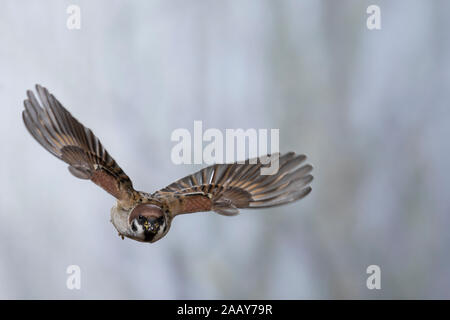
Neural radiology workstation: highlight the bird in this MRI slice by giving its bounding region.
[22,85,314,243]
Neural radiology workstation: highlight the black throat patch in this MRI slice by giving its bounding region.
[143,216,165,242]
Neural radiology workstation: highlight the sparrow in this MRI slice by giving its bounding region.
[22,85,313,243]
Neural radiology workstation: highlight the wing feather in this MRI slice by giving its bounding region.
[154,152,313,216]
[22,84,135,202]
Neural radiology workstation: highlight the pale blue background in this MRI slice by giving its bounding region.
[0,0,449,299]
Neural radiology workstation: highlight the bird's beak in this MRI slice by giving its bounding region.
[143,221,150,231]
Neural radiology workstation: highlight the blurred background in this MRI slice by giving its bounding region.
[0,0,449,299]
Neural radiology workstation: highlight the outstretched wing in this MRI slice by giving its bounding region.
[22,84,135,203]
[153,153,313,216]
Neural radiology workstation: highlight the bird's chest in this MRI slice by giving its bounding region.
[110,205,131,236]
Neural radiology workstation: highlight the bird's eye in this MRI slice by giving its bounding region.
[138,215,144,220]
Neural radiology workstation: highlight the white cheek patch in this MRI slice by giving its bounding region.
[156,221,166,239]
[132,220,145,236]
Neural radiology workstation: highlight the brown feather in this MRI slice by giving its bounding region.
[154,153,313,216]
[22,84,135,203]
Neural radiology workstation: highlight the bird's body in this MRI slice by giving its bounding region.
[110,200,171,243]
[22,85,313,243]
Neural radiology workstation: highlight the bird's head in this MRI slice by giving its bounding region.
[128,204,168,243]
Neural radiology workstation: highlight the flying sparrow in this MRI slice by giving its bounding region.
[22,85,313,243]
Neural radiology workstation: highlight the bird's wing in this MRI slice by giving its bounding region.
[22,84,136,203]
[153,152,313,216]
